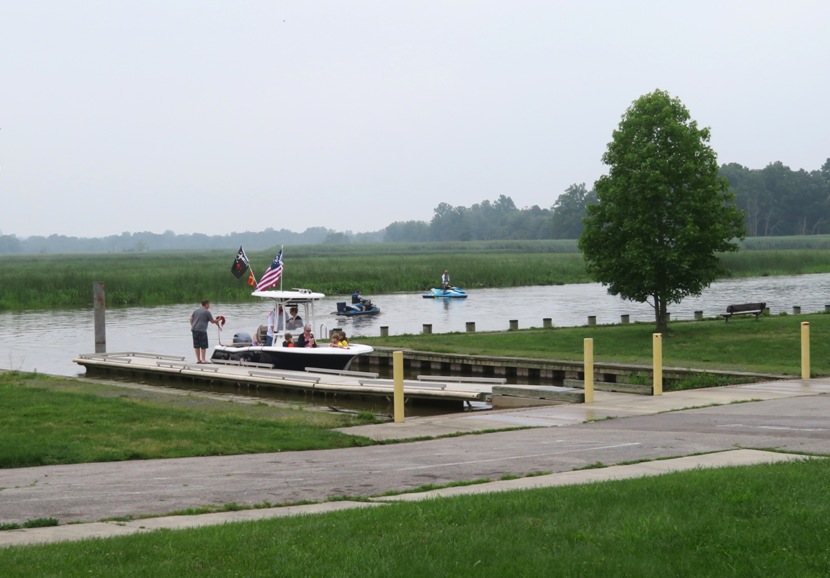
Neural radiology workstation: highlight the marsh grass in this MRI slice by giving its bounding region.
[1,459,828,576]
[4,239,830,309]
[0,372,375,469]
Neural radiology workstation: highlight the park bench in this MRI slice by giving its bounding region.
[722,302,766,321]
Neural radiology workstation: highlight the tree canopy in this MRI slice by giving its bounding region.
[579,89,746,332]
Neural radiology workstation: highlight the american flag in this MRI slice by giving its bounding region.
[255,249,283,291]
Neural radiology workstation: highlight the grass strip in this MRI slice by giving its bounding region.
[361,311,830,378]
[0,373,376,469]
[0,458,827,576]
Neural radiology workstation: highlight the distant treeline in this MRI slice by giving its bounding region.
[0,226,384,255]
[385,160,830,243]
[1,159,827,254]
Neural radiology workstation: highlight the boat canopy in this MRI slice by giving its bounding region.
[251,288,326,303]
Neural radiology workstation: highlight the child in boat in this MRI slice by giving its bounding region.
[282,332,294,347]
[337,331,349,347]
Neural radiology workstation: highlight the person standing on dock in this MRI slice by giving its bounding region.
[189,300,220,363]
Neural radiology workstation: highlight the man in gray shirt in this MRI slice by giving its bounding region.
[190,300,219,363]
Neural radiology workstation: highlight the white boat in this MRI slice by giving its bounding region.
[211,288,374,371]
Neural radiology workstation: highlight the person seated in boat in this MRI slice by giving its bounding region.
[282,332,294,347]
[337,331,349,347]
[330,333,342,347]
[287,306,303,330]
[296,324,317,348]
[441,269,451,292]
[352,290,363,304]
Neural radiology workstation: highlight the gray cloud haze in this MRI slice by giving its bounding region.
[1,0,827,238]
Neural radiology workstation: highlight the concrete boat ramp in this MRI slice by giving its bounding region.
[74,351,519,408]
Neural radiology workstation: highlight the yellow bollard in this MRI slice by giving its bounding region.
[801,322,810,380]
[653,333,663,396]
[393,350,405,423]
[583,338,594,403]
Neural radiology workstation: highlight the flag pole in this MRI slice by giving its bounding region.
[279,245,284,292]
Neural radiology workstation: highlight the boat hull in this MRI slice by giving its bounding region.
[333,306,380,316]
[211,344,373,371]
[422,287,468,299]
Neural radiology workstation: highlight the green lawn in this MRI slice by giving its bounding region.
[1,458,828,576]
[363,312,830,377]
[0,372,377,469]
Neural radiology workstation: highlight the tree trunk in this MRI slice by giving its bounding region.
[654,294,669,333]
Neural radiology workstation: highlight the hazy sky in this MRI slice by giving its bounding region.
[2,1,828,239]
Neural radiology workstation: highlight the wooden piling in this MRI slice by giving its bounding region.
[93,281,106,353]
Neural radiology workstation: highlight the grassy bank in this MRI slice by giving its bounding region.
[0,372,376,469]
[362,312,830,378]
[1,458,828,576]
[5,238,830,310]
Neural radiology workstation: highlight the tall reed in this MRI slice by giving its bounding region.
[2,240,830,310]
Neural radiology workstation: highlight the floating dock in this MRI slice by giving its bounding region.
[73,352,511,409]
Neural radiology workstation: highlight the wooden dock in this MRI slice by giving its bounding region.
[73,352,508,409]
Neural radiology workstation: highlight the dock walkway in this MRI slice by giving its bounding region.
[74,352,499,407]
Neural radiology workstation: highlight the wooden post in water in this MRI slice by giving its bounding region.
[422,324,432,334]
[466,322,476,332]
[509,319,518,330]
[694,310,703,320]
[93,281,106,353]
[620,314,630,324]
[380,326,389,337]
[793,306,801,315]
[588,315,597,326]
[543,318,552,328]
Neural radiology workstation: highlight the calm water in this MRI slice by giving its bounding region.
[3,273,830,378]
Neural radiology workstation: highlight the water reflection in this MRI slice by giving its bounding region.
[2,273,830,379]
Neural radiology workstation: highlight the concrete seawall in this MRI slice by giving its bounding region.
[351,347,787,388]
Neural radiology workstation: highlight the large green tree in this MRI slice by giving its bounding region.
[579,89,745,332]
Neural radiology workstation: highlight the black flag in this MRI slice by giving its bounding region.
[230,246,250,279]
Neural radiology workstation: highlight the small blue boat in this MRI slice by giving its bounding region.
[333,301,381,316]
[422,287,468,299]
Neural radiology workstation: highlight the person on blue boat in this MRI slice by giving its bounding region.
[441,269,451,293]
[351,290,370,311]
